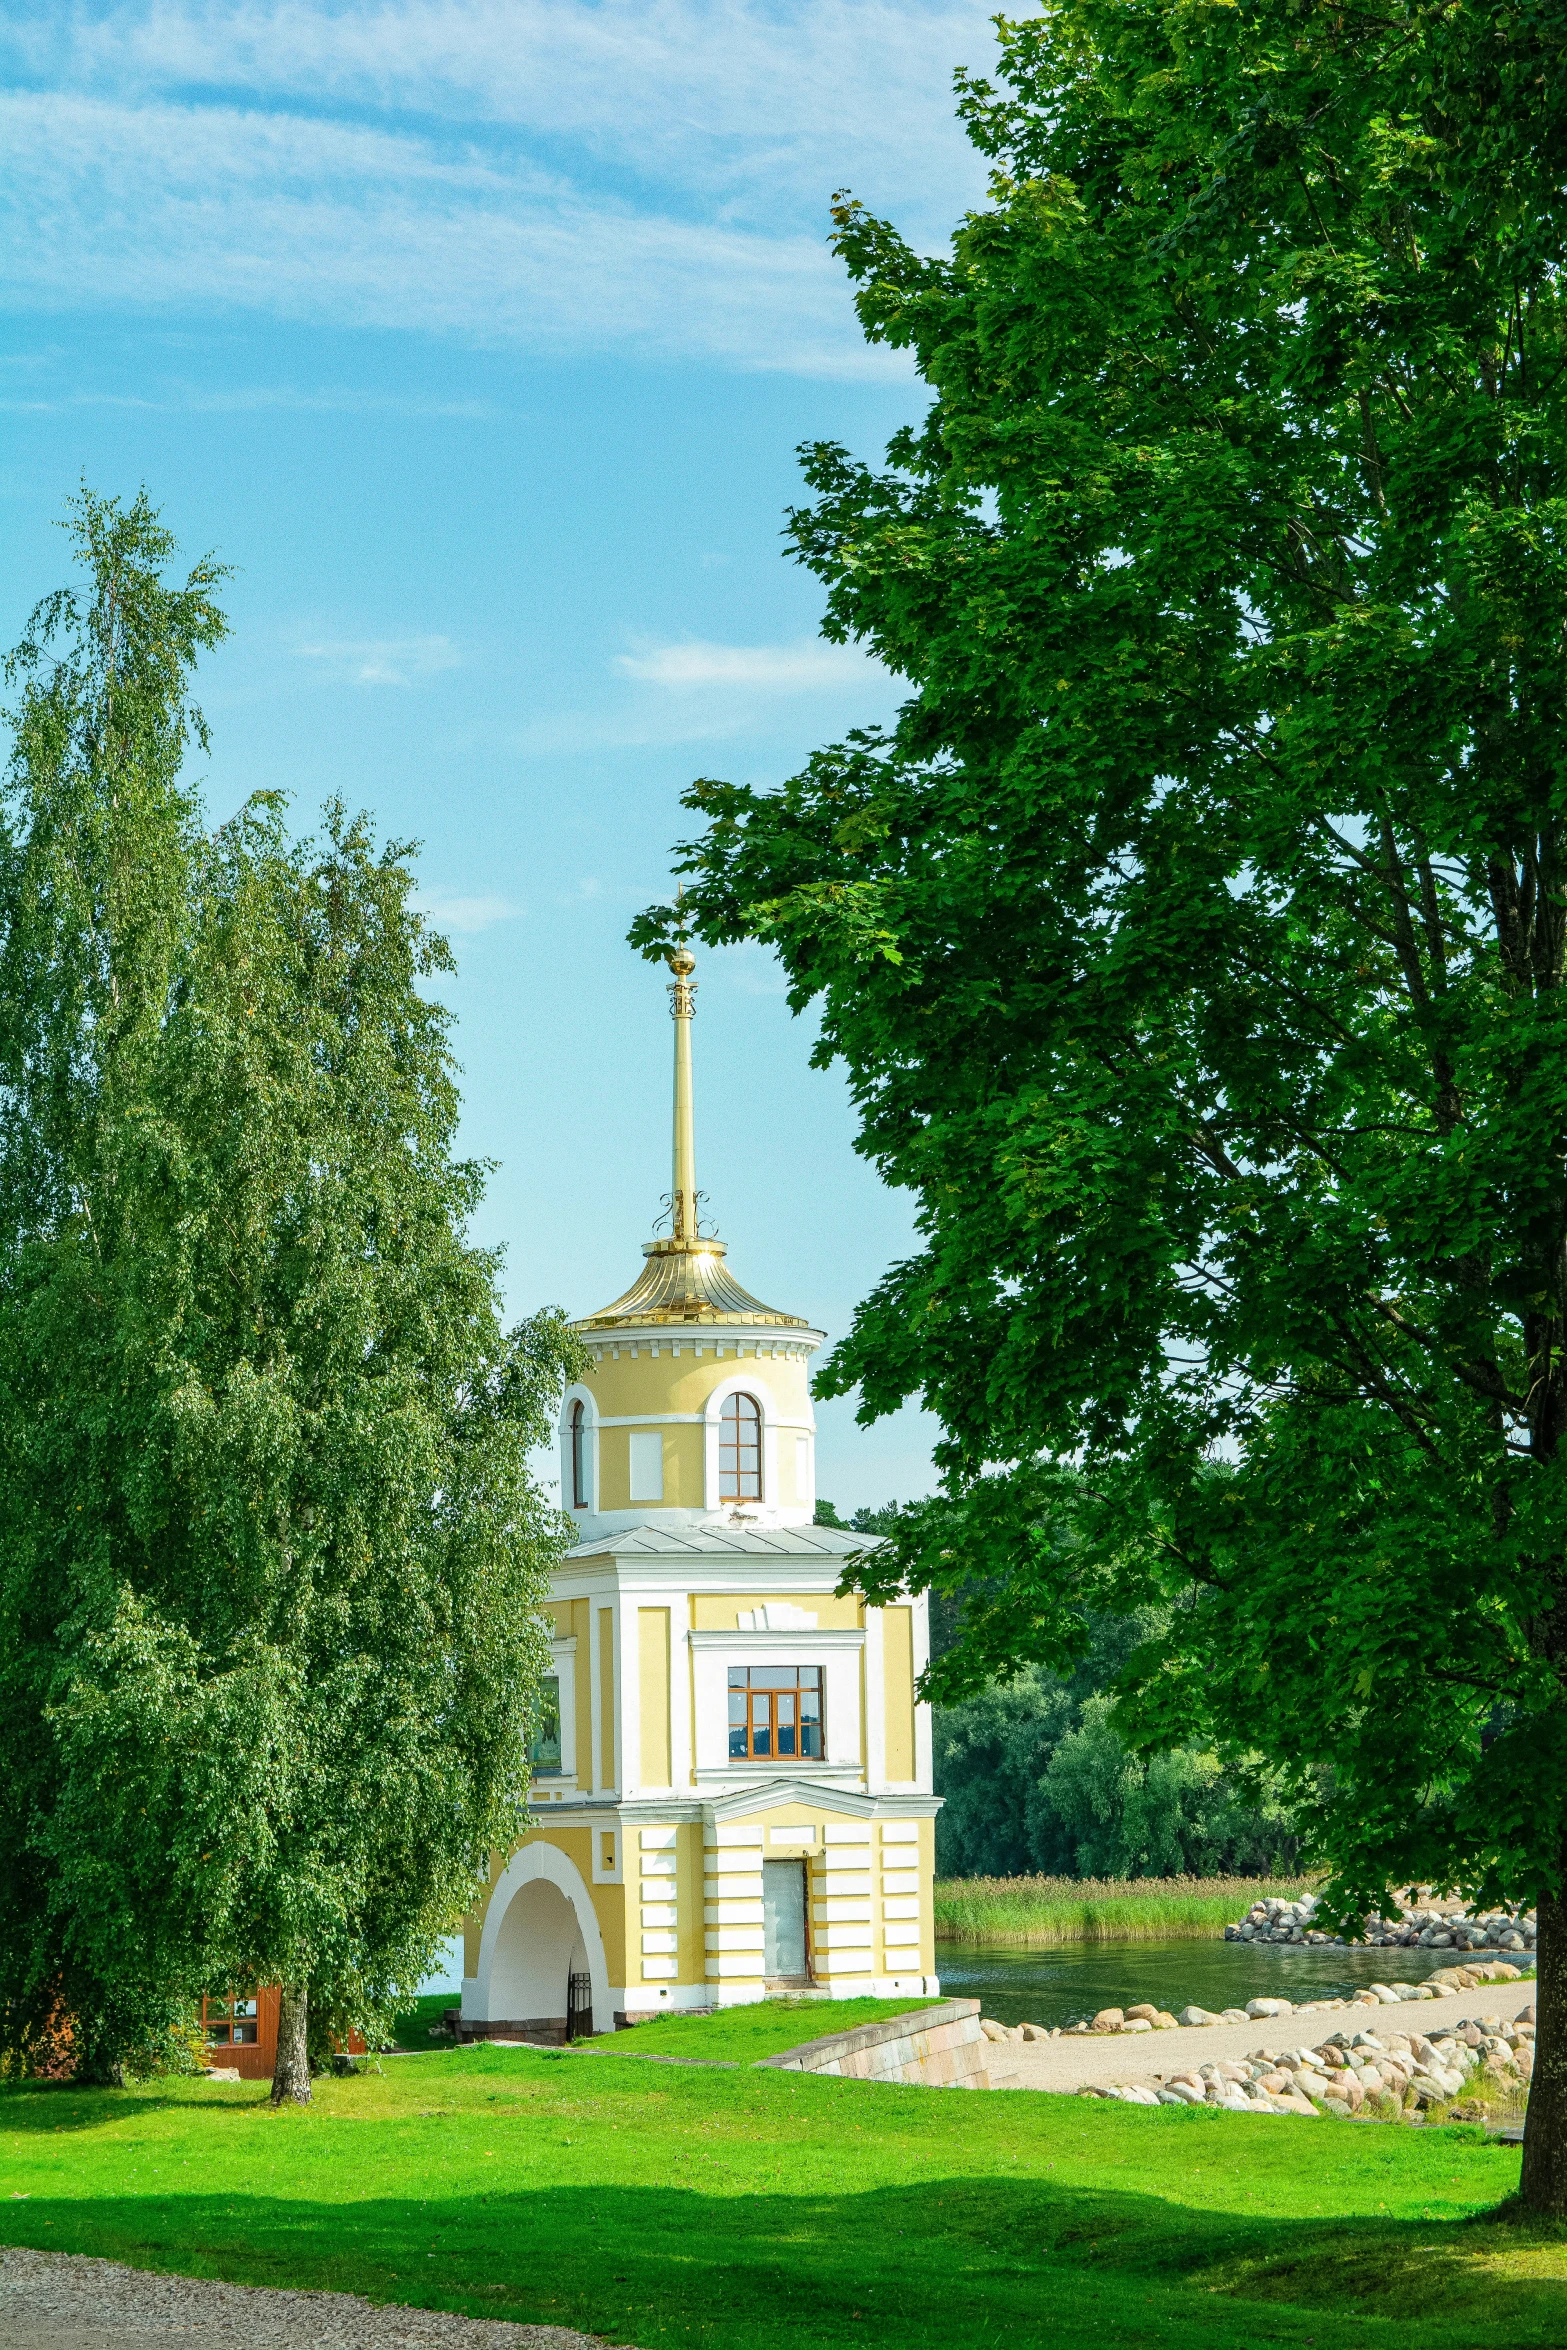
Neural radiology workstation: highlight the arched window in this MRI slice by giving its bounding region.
[570,1401,589,1509]
[719,1391,762,1501]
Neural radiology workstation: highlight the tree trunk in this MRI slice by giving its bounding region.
[269,1983,311,2108]
[1520,1880,1565,2215]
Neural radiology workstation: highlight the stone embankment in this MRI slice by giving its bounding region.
[1225,1889,1537,1953]
[975,1960,1533,2115]
[1075,1999,1532,2118]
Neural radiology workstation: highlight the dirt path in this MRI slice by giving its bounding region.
[0,2248,633,2350]
[990,1986,1535,2095]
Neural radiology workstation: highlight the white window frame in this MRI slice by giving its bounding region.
[533,1635,578,1789]
[689,1629,864,1776]
[703,1374,777,1509]
[558,1383,599,1517]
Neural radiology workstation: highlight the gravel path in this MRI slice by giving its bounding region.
[990,1986,1535,2095]
[0,2248,636,2350]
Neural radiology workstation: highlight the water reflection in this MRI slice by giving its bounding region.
[934,1936,1464,2027]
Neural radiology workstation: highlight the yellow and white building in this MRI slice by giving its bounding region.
[459,947,940,2034]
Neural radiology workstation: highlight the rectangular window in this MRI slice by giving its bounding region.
[727,1666,824,1761]
[530,1674,563,1774]
[202,1992,260,2047]
[628,1429,664,1502]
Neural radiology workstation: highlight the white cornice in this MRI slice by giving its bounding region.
[582,1326,825,1360]
[689,1628,865,1653]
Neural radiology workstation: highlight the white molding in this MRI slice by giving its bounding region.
[912,1587,933,1794]
[553,1551,876,1595]
[582,1324,825,1361]
[627,1430,665,1503]
[591,1412,817,1432]
[590,1596,621,1798]
[863,1606,886,1796]
[688,1629,865,1652]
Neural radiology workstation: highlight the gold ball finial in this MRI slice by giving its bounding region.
[668,945,696,979]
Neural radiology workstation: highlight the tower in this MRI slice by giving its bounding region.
[458,949,940,2033]
[558,940,822,1537]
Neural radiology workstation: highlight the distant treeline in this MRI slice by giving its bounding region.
[815,1504,1307,1884]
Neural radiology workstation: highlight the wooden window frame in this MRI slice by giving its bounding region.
[201,1991,262,2048]
[727,1665,824,1762]
[719,1391,763,1502]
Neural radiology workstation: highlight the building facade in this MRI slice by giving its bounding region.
[459,948,940,2035]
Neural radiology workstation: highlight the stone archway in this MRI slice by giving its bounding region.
[469,1841,610,2039]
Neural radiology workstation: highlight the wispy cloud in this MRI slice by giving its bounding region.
[293,633,462,685]
[615,637,881,692]
[415,889,519,933]
[0,1,995,375]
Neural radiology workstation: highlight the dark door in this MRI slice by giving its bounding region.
[763,1860,808,1978]
[566,1971,593,2040]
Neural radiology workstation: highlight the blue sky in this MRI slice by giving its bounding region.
[0,0,1000,1512]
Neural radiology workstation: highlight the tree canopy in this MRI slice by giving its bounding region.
[0,491,576,2093]
[635,1,1567,2206]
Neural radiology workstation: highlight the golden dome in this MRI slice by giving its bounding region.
[578,1237,811,1332]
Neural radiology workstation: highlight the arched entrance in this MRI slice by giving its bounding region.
[469,1841,610,2040]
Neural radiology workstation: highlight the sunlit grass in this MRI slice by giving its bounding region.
[1,2045,1560,2348]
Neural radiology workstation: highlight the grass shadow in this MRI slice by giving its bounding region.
[2,2162,1564,2348]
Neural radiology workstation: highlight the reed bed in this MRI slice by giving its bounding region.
[933,1872,1317,1945]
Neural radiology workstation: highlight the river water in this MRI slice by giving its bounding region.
[933,1936,1467,2027]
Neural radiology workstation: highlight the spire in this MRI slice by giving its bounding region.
[667,943,700,1247]
[571,947,813,1333]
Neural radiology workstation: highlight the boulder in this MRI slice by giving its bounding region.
[1125,2003,1162,2023]
[1122,2017,1154,2033]
[1091,2007,1125,2033]
[1179,2005,1221,2027]
[979,2018,1010,2042]
[1246,1997,1293,2019]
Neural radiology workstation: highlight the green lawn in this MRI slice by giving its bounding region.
[586,1995,943,2063]
[390,1991,460,2053]
[388,1992,939,2064]
[3,2046,1564,2348]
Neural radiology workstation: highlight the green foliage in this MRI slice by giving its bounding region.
[1044,1697,1291,1880]
[933,1609,1299,1879]
[634,2,1567,1945]
[0,491,580,2081]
